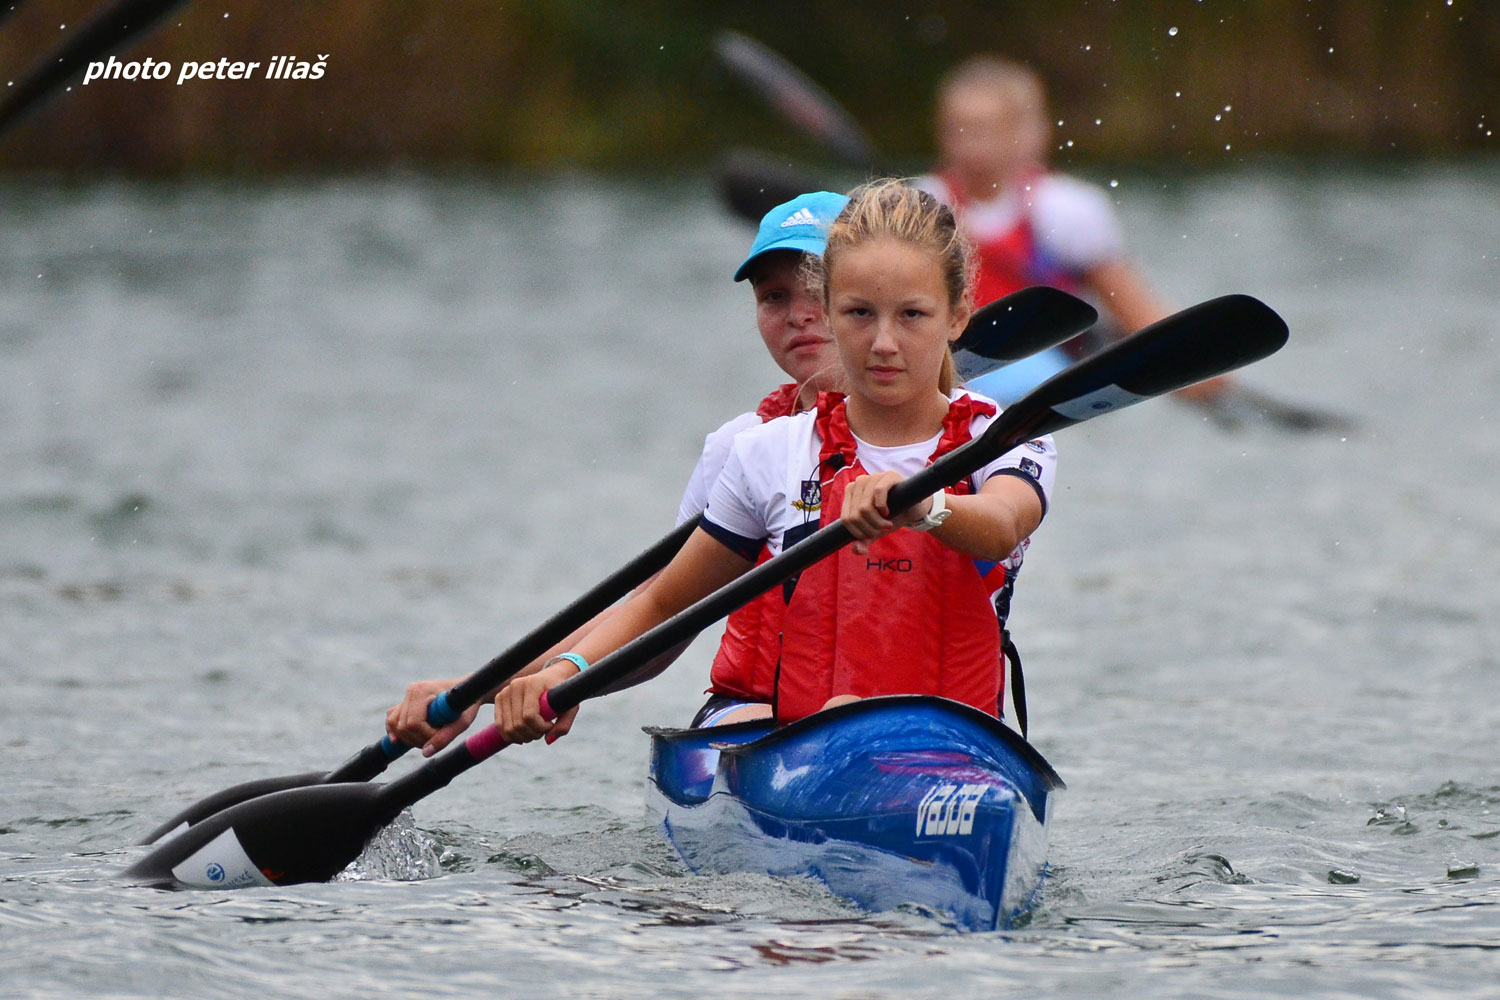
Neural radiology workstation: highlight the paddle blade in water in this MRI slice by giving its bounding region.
[123,783,394,889]
[125,728,506,888]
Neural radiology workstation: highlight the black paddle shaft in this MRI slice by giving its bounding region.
[545,294,1289,717]
[0,0,193,134]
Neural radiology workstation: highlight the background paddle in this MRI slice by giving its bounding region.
[0,0,193,134]
[0,1,33,31]
[711,33,1352,436]
[712,30,875,225]
[714,30,876,169]
[121,292,1286,890]
[715,149,831,232]
[135,285,1098,844]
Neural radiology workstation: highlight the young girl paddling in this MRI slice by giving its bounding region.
[386,192,851,751]
[494,180,1055,745]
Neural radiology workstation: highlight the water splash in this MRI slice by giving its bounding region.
[336,810,442,882]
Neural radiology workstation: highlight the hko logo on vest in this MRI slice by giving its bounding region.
[865,557,913,573]
[915,783,988,837]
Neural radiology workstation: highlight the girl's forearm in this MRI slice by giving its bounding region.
[930,486,1042,562]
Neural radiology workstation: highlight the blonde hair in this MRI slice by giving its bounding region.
[937,55,1048,122]
[810,179,975,394]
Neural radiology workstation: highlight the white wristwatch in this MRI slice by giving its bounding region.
[911,490,952,532]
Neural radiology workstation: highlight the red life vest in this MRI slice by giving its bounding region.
[937,170,1080,307]
[773,393,1009,724]
[706,383,819,703]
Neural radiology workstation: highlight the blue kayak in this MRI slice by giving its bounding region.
[644,695,1065,931]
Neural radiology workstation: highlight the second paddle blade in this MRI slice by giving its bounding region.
[123,782,395,889]
[953,286,1097,376]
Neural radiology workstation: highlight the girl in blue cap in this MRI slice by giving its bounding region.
[386,192,852,751]
[493,180,1053,743]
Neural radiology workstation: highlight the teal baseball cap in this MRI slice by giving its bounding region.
[733,190,849,282]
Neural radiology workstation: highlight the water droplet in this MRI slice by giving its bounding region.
[1109,179,1119,188]
[1168,26,1179,36]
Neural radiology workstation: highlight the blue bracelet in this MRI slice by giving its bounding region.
[547,652,589,674]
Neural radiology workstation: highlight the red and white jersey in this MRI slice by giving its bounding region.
[915,171,1126,280]
[701,390,1056,579]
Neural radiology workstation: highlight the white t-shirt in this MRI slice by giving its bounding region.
[677,410,761,527]
[702,390,1055,577]
[915,172,1125,276]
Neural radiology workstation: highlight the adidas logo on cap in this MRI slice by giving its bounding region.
[779,207,819,228]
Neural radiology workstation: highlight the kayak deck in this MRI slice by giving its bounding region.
[645,695,1064,931]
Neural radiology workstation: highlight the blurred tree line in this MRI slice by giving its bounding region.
[0,0,1494,173]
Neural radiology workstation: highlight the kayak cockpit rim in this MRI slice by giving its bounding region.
[643,694,1065,792]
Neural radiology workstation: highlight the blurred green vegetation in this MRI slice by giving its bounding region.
[0,0,1495,173]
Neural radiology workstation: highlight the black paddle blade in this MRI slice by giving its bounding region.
[138,770,328,845]
[1024,294,1290,439]
[715,149,831,225]
[123,782,393,889]
[136,739,401,845]
[953,287,1097,378]
[125,731,494,888]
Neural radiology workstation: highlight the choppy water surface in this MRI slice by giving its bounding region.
[2,166,1498,998]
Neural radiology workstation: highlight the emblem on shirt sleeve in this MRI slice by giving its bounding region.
[1024,440,1048,453]
[1018,457,1043,480]
[792,478,822,513]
